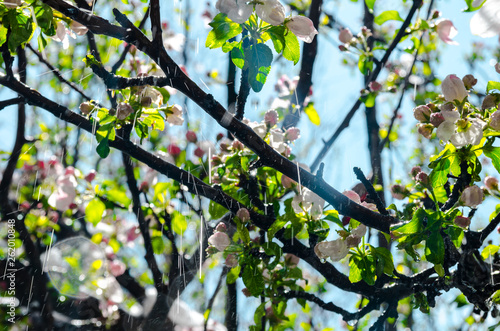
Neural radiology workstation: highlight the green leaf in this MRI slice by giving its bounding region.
[365,0,376,11]
[242,265,265,296]
[486,81,500,93]
[208,201,228,219]
[253,302,266,326]
[374,10,404,25]
[172,213,187,235]
[33,3,53,33]
[391,208,425,237]
[205,13,242,49]
[283,31,300,65]
[96,138,110,158]
[268,218,287,239]
[235,219,250,244]
[483,146,500,173]
[463,0,486,12]
[85,198,106,226]
[266,26,286,53]
[481,244,499,259]
[226,266,240,284]
[357,54,373,75]
[0,25,7,48]
[5,9,34,51]
[304,103,320,125]
[151,236,164,254]
[425,231,444,265]
[429,157,451,189]
[373,246,394,275]
[247,43,273,92]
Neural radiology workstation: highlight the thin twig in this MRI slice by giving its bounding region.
[353,167,388,215]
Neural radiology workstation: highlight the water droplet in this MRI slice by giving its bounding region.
[347,319,358,326]
[320,258,326,264]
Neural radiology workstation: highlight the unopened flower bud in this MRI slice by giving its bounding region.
[432,10,440,19]
[485,176,499,191]
[116,102,134,120]
[417,123,433,139]
[85,170,96,182]
[460,185,483,208]
[232,140,245,150]
[462,74,477,90]
[369,81,382,92]
[361,26,372,37]
[168,143,181,156]
[339,28,353,44]
[208,231,230,251]
[225,254,238,268]
[264,110,279,127]
[216,222,227,233]
[338,45,348,52]
[236,208,250,223]
[415,171,429,185]
[454,216,471,228]
[391,184,406,200]
[490,110,500,130]
[79,102,94,115]
[186,130,197,143]
[483,95,498,110]
[410,166,422,178]
[413,105,431,122]
[285,127,300,141]
[194,147,205,158]
[242,288,252,297]
[216,133,224,141]
[430,112,445,127]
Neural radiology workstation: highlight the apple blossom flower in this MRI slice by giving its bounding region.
[482,95,498,110]
[138,86,163,107]
[166,104,184,125]
[109,260,126,277]
[342,190,377,211]
[70,21,88,36]
[339,28,354,44]
[116,102,134,120]
[269,129,288,154]
[441,74,468,103]
[52,21,76,49]
[369,81,382,92]
[264,109,279,127]
[215,0,253,24]
[255,0,286,26]
[470,0,500,38]
[286,16,318,43]
[413,105,431,122]
[454,216,471,229]
[436,19,458,45]
[249,121,268,138]
[4,0,22,8]
[236,208,250,223]
[461,185,484,208]
[314,239,349,261]
[208,231,231,252]
[292,188,325,220]
[215,222,227,232]
[285,127,300,141]
[345,235,361,248]
[48,172,78,211]
[485,176,499,191]
[490,109,500,130]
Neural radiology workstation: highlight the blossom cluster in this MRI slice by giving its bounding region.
[215,0,318,43]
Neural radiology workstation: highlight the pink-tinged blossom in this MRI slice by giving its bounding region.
[236,208,250,223]
[292,188,325,220]
[70,21,88,36]
[48,173,78,211]
[264,109,279,127]
[51,21,75,49]
[167,143,181,156]
[194,147,205,158]
[490,109,500,130]
[339,28,353,43]
[208,231,231,252]
[116,102,134,120]
[430,112,445,127]
[343,190,361,204]
[454,216,471,229]
[215,222,227,232]
[4,0,22,8]
[127,226,141,242]
[314,239,349,261]
[410,166,422,178]
[416,171,429,186]
[109,260,126,277]
[461,185,484,207]
[167,104,184,125]
[216,0,253,24]
[281,175,295,189]
[441,74,468,102]
[255,0,286,26]
[286,16,318,43]
[391,185,406,200]
[485,176,499,191]
[436,19,458,45]
[470,0,500,38]
[285,127,300,141]
[413,105,431,122]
